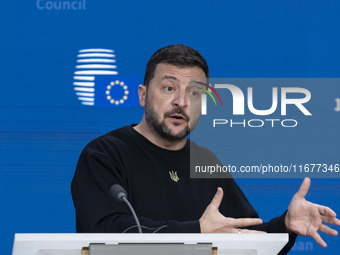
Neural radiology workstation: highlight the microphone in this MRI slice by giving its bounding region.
[109,184,142,233]
[110,184,127,201]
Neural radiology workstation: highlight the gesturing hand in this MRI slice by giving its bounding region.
[285,177,340,247]
[199,187,265,233]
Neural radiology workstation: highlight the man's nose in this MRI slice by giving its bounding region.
[172,90,188,108]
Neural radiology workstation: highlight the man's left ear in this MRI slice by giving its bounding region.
[138,84,147,107]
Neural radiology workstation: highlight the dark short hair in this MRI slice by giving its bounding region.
[143,44,209,87]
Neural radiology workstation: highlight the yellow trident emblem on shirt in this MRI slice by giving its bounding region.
[169,171,179,182]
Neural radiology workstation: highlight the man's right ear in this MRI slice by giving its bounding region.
[138,84,146,107]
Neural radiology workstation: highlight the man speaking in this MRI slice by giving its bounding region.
[71,44,339,254]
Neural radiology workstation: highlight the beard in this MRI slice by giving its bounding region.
[144,96,191,142]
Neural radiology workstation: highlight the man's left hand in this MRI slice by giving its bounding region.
[285,177,340,247]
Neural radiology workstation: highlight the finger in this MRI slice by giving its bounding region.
[295,177,311,199]
[321,216,340,226]
[312,232,327,248]
[234,228,266,234]
[231,218,263,228]
[209,187,224,209]
[318,205,337,217]
[319,224,338,236]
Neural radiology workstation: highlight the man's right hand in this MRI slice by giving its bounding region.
[199,187,265,233]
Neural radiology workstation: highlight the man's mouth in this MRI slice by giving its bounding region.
[169,114,186,121]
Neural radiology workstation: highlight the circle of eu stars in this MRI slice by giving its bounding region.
[106,80,129,105]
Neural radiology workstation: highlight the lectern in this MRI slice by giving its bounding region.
[12,233,288,255]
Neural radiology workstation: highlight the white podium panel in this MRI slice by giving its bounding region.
[12,233,288,255]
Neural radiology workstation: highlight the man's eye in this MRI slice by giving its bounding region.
[190,91,199,96]
[164,86,174,93]
[190,90,202,97]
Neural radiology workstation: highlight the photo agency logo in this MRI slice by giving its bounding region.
[199,83,222,112]
[73,48,139,107]
[36,0,86,10]
[335,98,340,111]
[200,79,312,128]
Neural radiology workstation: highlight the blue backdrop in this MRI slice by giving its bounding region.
[1,0,339,254]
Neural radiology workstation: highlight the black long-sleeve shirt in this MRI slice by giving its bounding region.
[71,124,296,253]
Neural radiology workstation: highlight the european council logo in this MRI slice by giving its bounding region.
[73,48,139,107]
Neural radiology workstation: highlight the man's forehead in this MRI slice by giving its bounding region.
[154,63,206,80]
[160,75,206,85]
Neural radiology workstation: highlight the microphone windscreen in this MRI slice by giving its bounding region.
[110,184,128,201]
